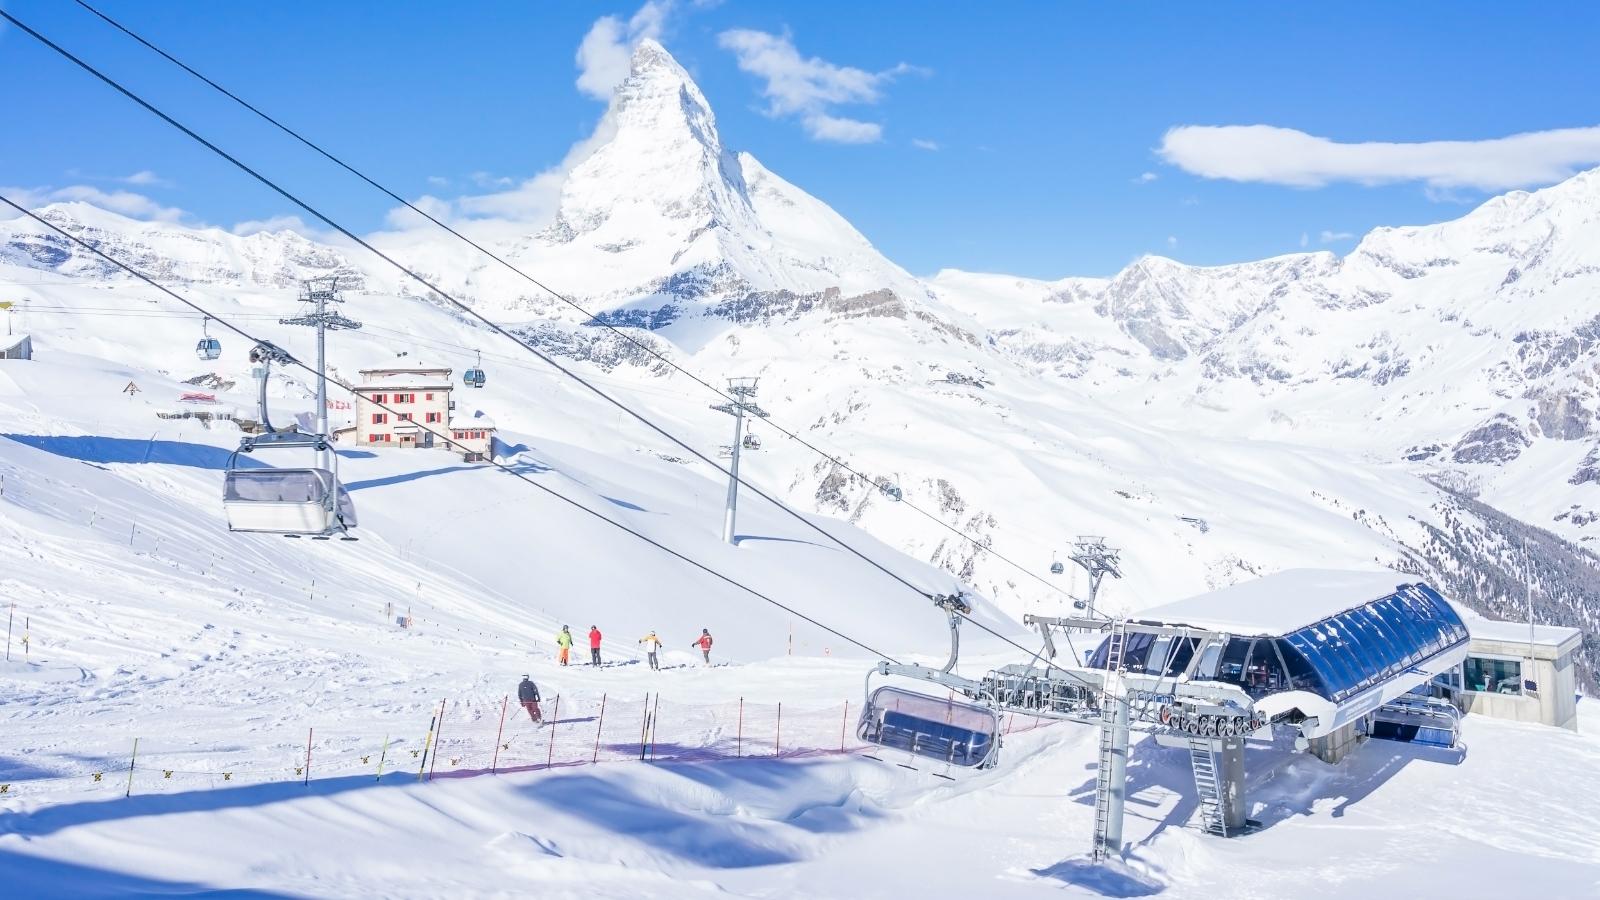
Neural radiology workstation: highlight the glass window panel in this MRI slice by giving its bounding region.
[1374,596,1426,665]
[1217,639,1252,685]
[1463,656,1523,695]
[1353,606,1406,676]
[1277,639,1326,696]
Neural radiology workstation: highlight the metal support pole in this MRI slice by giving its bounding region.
[592,693,608,764]
[303,727,313,787]
[736,697,743,758]
[722,406,744,544]
[774,701,782,757]
[1100,696,1130,859]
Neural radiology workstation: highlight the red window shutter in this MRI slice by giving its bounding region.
[375,393,386,404]
[426,393,434,401]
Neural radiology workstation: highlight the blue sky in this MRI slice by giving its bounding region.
[3,1,1600,278]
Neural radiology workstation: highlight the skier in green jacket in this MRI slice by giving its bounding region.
[556,625,574,666]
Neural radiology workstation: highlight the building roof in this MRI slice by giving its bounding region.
[1132,569,1416,636]
[0,333,31,353]
[450,413,496,430]
[354,372,453,391]
[1465,617,1583,649]
[357,366,451,376]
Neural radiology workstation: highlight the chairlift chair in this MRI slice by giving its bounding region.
[463,350,487,388]
[1050,552,1065,576]
[880,481,903,502]
[742,433,762,451]
[195,317,222,361]
[858,685,1000,774]
[223,429,357,540]
[1368,695,1462,749]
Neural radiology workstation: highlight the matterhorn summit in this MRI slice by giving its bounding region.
[526,39,929,317]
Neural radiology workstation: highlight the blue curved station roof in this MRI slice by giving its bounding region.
[1124,569,1470,703]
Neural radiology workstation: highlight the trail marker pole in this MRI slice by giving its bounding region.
[22,616,28,660]
[546,696,560,769]
[375,735,390,781]
[303,727,313,786]
[736,697,743,758]
[840,701,850,752]
[592,693,608,764]
[775,702,782,757]
[5,602,12,662]
[125,738,139,797]
[491,695,508,774]
[427,701,447,782]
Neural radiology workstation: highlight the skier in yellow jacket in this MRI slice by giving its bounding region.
[638,630,664,671]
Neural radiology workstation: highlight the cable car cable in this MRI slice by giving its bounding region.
[0,193,901,665]
[63,0,1093,611]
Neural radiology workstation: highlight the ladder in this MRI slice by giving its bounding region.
[1091,621,1128,862]
[1187,737,1229,837]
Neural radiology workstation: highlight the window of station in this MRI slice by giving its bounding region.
[1464,656,1523,695]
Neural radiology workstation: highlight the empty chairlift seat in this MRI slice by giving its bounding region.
[1369,695,1462,749]
[222,430,357,537]
[858,686,1000,769]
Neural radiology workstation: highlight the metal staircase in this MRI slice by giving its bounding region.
[1187,737,1229,837]
[1091,621,1128,862]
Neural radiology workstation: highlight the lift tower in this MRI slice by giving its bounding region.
[1070,536,1122,620]
[281,277,361,465]
[710,377,769,545]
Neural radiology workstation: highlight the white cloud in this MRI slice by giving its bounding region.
[717,29,924,144]
[32,184,186,222]
[119,170,172,187]
[1159,123,1600,192]
[576,2,673,100]
[1319,230,1355,243]
[911,138,940,151]
[1133,171,1158,184]
[1166,235,1178,248]
[1299,232,1309,248]
[425,175,451,188]
[468,171,515,189]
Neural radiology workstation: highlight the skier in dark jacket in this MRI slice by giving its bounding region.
[518,675,542,722]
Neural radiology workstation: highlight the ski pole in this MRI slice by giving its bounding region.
[427,700,447,782]
[417,701,440,781]
[375,734,390,781]
[125,737,139,797]
[491,695,508,774]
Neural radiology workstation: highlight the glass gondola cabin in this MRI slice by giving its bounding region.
[1089,570,1471,742]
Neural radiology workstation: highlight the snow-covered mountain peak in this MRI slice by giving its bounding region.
[546,38,758,251]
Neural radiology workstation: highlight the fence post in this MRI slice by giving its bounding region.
[591,693,607,765]
[775,702,782,757]
[736,697,743,758]
[428,700,448,782]
[491,695,508,774]
[546,696,561,770]
[304,727,313,786]
[125,737,139,797]
[840,700,849,752]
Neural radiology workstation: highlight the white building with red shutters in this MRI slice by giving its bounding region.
[348,366,497,462]
[351,367,456,450]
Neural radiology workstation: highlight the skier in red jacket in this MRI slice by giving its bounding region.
[588,625,603,666]
[692,628,713,665]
